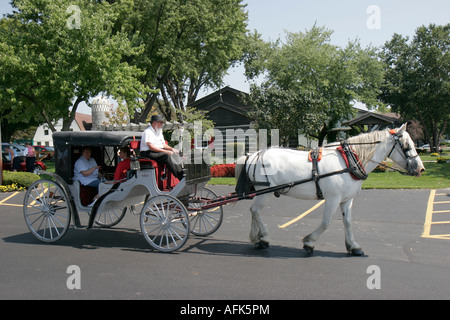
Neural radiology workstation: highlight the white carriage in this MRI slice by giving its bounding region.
[23,131,223,252]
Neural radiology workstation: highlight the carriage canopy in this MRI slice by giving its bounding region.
[53,131,141,148]
[53,131,142,183]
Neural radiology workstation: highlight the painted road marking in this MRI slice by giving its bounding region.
[279,200,325,229]
[0,192,20,204]
[422,189,450,240]
[0,192,21,207]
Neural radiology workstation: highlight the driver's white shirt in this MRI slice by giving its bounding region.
[141,125,165,151]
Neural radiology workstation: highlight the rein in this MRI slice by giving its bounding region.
[369,129,418,176]
[368,159,411,176]
[323,141,381,148]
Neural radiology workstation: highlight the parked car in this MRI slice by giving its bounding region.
[417,144,443,153]
[1,143,47,174]
[33,145,55,160]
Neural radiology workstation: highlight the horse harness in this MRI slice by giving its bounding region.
[236,142,368,200]
[232,129,419,203]
[309,143,368,199]
[386,129,419,176]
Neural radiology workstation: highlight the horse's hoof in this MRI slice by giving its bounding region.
[303,245,314,256]
[255,240,269,249]
[350,248,364,256]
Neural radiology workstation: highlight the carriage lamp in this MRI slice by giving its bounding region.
[130,157,140,171]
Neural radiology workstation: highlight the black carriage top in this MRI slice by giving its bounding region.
[53,131,142,183]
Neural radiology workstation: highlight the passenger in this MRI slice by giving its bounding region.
[140,114,184,180]
[114,147,131,182]
[73,147,102,191]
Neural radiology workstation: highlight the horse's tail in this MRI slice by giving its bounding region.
[229,155,249,208]
[235,155,247,184]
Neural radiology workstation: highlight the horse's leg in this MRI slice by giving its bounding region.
[249,193,271,249]
[340,198,364,256]
[303,196,340,255]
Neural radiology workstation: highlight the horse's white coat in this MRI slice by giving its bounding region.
[236,124,425,254]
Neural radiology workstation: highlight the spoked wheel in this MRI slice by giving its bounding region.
[23,179,71,243]
[95,207,127,227]
[188,187,223,236]
[140,195,189,252]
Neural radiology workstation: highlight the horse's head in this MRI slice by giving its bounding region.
[387,124,425,177]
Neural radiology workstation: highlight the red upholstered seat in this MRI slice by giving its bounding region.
[80,185,97,206]
[138,159,179,191]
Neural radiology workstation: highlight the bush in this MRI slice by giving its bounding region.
[437,157,448,164]
[1,171,40,191]
[373,161,390,173]
[210,164,236,177]
[430,153,440,157]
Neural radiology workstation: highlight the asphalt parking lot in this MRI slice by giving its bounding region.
[0,186,449,301]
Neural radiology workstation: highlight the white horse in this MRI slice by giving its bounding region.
[235,124,425,256]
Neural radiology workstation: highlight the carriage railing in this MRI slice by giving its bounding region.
[184,152,210,185]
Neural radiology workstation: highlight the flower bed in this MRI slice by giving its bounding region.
[210,163,236,177]
[0,171,39,192]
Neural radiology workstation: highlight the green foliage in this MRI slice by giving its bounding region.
[124,0,248,122]
[0,0,146,134]
[244,25,385,145]
[1,171,40,190]
[380,23,450,152]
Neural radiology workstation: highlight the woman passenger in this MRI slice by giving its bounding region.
[114,147,131,182]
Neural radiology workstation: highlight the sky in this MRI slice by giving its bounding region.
[1,0,449,114]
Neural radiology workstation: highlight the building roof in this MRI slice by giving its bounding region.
[190,86,250,115]
[342,111,400,127]
[74,113,92,131]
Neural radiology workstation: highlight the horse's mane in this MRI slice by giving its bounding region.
[346,129,390,166]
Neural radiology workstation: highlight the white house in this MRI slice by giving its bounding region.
[33,113,92,146]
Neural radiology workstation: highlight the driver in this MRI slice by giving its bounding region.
[140,115,184,180]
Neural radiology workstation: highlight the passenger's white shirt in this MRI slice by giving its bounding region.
[73,156,99,186]
[141,125,165,151]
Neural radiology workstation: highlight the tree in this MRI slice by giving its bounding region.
[244,26,385,146]
[380,24,449,152]
[122,0,248,123]
[0,0,146,135]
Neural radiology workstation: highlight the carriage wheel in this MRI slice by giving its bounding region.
[23,179,71,243]
[140,195,189,252]
[95,207,127,227]
[188,187,223,236]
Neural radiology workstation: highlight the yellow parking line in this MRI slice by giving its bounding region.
[421,189,435,238]
[279,200,325,229]
[0,203,22,207]
[0,192,19,204]
[431,221,450,225]
[422,190,450,240]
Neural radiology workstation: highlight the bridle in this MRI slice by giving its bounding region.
[373,129,420,176]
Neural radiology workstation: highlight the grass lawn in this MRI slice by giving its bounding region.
[208,162,449,189]
[362,162,449,189]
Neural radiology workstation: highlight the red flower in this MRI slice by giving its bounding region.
[210,164,236,177]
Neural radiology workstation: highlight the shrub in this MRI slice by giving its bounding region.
[437,157,448,164]
[373,161,390,173]
[1,171,40,191]
[430,153,440,157]
[210,164,236,177]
